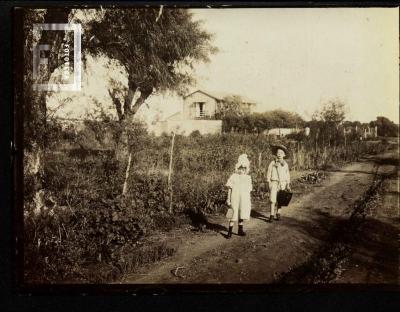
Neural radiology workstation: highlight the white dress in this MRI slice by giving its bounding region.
[226,173,253,221]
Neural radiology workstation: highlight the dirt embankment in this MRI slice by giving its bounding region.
[119,150,399,285]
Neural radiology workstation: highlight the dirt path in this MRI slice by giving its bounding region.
[332,152,399,284]
[119,151,398,284]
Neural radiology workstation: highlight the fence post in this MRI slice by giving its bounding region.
[168,131,176,213]
[122,151,132,196]
[344,128,347,160]
[297,142,300,170]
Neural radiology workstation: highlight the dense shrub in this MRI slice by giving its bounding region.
[24,150,176,282]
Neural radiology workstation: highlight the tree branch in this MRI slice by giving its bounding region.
[131,88,153,116]
[123,79,140,116]
[108,89,124,121]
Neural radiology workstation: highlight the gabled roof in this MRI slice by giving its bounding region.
[184,89,256,104]
[183,90,223,101]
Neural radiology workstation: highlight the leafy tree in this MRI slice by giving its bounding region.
[249,113,264,134]
[309,99,347,146]
[262,110,305,129]
[343,120,361,129]
[216,95,248,119]
[21,7,217,204]
[79,8,217,195]
[370,116,399,137]
[83,8,217,122]
[313,99,346,126]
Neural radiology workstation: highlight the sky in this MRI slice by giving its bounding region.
[48,7,399,124]
[190,8,399,123]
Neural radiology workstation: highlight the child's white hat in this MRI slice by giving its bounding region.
[235,154,250,173]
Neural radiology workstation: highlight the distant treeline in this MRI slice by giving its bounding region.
[220,110,305,133]
[220,109,398,138]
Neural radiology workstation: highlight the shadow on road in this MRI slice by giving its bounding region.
[274,209,340,242]
[332,217,399,284]
[251,210,271,223]
[205,221,228,234]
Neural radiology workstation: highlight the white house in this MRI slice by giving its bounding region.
[153,90,257,136]
[183,90,256,118]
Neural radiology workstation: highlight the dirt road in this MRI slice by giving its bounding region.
[332,152,399,284]
[120,150,398,284]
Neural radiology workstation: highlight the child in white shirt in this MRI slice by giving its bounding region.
[266,145,291,221]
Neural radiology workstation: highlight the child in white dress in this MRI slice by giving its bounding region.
[267,144,291,221]
[225,154,253,239]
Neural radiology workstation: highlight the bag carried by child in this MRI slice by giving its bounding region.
[277,189,293,207]
[225,205,234,219]
[275,162,293,207]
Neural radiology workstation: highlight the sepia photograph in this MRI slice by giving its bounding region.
[13,4,399,289]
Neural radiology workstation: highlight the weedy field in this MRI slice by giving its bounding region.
[23,126,387,283]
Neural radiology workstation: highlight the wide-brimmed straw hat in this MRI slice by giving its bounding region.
[270,144,289,157]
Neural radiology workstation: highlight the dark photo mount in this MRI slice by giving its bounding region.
[4,2,400,311]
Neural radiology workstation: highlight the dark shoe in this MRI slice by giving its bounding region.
[226,226,233,239]
[276,213,281,221]
[269,215,274,222]
[238,225,246,236]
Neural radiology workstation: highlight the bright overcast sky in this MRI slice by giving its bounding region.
[49,7,399,124]
[190,8,399,123]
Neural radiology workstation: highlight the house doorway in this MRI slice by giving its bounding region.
[195,102,205,118]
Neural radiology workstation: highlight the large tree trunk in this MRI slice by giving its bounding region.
[120,85,153,196]
[23,8,71,214]
[108,79,153,196]
[108,89,124,121]
[124,79,153,122]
